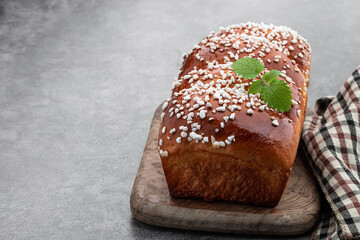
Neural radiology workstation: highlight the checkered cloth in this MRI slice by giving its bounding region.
[302,66,360,239]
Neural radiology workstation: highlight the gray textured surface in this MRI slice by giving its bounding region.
[0,0,359,239]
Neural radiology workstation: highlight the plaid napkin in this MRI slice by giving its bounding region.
[302,66,360,239]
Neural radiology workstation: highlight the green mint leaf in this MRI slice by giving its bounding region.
[248,80,267,94]
[232,57,264,79]
[262,70,282,84]
[260,79,292,112]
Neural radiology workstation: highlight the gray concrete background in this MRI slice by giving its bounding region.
[0,0,359,239]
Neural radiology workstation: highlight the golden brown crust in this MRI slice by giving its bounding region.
[158,23,311,207]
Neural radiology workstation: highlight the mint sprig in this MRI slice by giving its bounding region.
[232,57,292,112]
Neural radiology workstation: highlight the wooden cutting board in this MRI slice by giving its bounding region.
[130,104,321,236]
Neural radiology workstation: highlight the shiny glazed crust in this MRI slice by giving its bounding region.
[158,23,311,207]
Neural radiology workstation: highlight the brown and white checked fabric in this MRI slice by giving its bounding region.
[302,66,360,240]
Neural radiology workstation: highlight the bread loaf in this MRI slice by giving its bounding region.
[157,22,311,207]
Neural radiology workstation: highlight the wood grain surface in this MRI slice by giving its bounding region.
[130,104,321,236]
